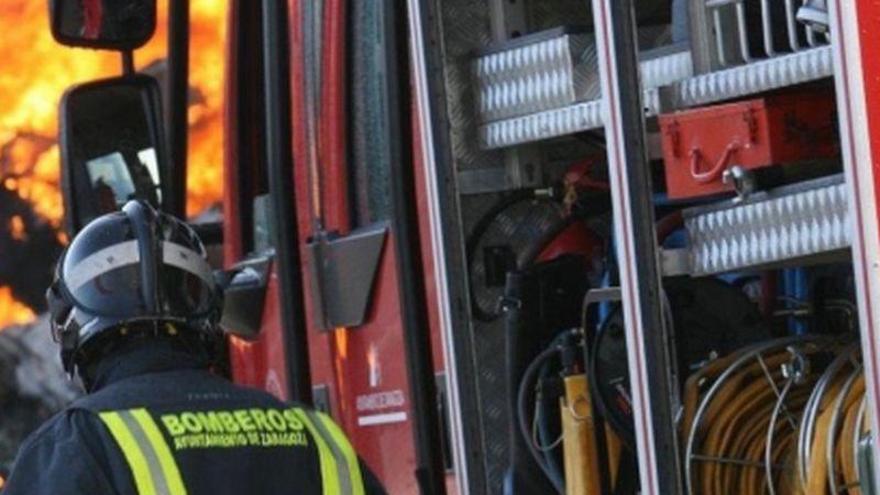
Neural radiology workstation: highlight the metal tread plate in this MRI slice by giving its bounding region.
[480,45,832,149]
[670,45,833,108]
[683,174,850,276]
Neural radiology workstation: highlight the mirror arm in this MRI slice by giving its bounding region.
[121,51,135,76]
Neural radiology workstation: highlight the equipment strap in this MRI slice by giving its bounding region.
[99,408,188,495]
[294,408,366,495]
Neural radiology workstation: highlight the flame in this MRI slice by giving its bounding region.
[8,215,26,241]
[0,286,36,328]
[0,1,226,222]
[0,1,227,329]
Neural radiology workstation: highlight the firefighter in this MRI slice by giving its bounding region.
[2,200,386,494]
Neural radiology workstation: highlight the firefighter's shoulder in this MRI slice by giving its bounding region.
[3,408,117,494]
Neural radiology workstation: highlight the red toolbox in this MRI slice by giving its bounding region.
[659,90,838,199]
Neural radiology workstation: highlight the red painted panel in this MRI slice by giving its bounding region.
[857,1,880,227]
[330,240,422,494]
[229,274,291,397]
[294,0,440,491]
[222,0,290,398]
[286,0,338,418]
[287,1,419,492]
[221,0,243,265]
[227,1,446,491]
[320,0,350,232]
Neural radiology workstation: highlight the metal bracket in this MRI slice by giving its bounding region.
[306,222,388,330]
[583,287,622,308]
[661,248,692,277]
[458,166,545,195]
[860,434,878,495]
[797,0,829,33]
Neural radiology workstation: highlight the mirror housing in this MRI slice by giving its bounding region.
[50,0,157,50]
[217,255,272,339]
[59,74,170,236]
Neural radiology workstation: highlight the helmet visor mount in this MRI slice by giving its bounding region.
[62,239,215,320]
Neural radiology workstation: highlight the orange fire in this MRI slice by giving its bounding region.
[0,287,36,328]
[0,1,227,329]
[8,215,26,241]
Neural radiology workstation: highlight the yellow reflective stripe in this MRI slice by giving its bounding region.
[130,409,188,495]
[99,411,157,495]
[306,411,353,495]
[316,412,366,495]
[295,408,342,495]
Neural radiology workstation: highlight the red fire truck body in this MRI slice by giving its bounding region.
[219,1,880,493]
[51,0,880,494]
[221,2,444,492]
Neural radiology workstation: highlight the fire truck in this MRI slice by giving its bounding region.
[47,0,880,493]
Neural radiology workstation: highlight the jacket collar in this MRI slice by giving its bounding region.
[87,339,208,392]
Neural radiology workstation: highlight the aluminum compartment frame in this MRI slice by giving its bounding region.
[592,0,685,493]
[480,44,833,149]
[479,46,692,148]
[473,27,596,123]
[407,0,484,492]
[669,44,833,108]
[830,0,880,490]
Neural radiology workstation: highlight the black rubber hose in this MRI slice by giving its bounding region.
[517,344,565,494]
[588,308,637,450]
[467,189,612,323]
[465,189,547,322]
[536,361,566,487]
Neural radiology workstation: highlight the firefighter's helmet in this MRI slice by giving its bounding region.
[46,200,223,377]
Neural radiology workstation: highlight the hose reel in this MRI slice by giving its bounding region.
[683,336,872,495]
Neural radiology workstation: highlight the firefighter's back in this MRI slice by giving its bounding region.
[3,340,375,495]
[71,366,333,494]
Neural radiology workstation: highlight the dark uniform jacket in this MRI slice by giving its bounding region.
[3,342,386,495]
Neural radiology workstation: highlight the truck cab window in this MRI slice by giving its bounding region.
[231,0,271,255]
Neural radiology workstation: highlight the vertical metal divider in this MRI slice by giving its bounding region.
[167,0,189,219]
[687,0,716,73]
[828,0,880,491]
[262,0,312,403]
[406,0,479,493]
[590,1,685,494]
[385,0,448,491]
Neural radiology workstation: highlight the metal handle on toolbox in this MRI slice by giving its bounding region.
[689,141,740,184]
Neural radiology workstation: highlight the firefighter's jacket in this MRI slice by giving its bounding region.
[2,342,386,494]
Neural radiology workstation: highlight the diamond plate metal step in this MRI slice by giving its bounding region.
[683,174,850,276]
[669,45,834,108]
[479,44,832,149]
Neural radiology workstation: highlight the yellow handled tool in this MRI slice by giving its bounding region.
[561,374,606,495]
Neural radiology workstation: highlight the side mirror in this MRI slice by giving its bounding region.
[50,0,157,50]
[59,74,170,236]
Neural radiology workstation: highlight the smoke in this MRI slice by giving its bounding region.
[0,181,63,313]
[0,316,82,470]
